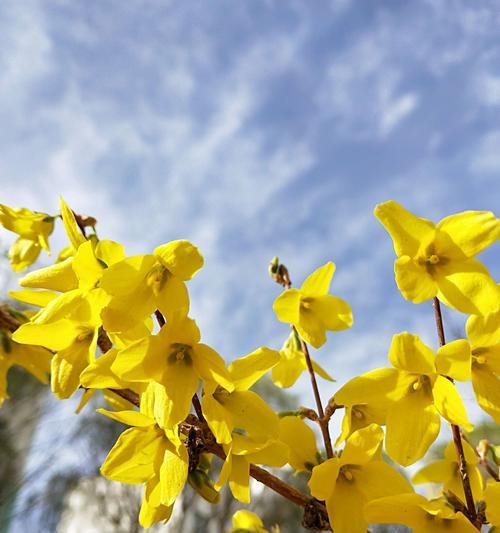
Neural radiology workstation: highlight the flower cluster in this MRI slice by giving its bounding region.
[0,197,498,532]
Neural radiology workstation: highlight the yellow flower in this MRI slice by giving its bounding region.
[100,240,203,332]
[228,510,272,533]
[334,403,388,447]
[98,386,188,528]
[273,262,352,348]
[375,200,500,315]
[112,314,233,428]
[334,332,473,466]
[308,424,412,533]
[202,347,280,444]
[0,204,54,271]
[271,330,334,388]
[484,480,500,527]
[279,415,320,472]
[12,289,109,398]
[0,329,51,406]
[412,439,483,503]
[365,493,478,533]
[215,434,288,503]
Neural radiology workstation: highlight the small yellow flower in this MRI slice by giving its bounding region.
[228,510,273,533]
[309,424,412,533]
[0,204,54,271]
[271,330,334,388]
[365,493,479,533]
[273,262,352,348]
[412,439,483,503]
[375,200,500,315]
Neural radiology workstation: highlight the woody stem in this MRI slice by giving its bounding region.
[432,297,478,526]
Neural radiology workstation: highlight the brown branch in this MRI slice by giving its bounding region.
[433,297,479,527]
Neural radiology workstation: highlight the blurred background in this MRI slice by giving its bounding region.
[0,0,499,531]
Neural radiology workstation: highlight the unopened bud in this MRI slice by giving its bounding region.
[188,470,220,504]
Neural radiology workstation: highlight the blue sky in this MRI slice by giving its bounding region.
[1,0,500,525]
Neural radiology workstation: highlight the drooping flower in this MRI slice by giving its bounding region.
[412,439,483,503]
[112,314,233,428]
[98,385,189,528]
[374,200,500,315]
[271,330,334,388]
[273,262,353,348]
[334,332,473,466]
[0,204,55,271]
[202,347,280,444]
[365,493,478,533]
[308,424,412,533]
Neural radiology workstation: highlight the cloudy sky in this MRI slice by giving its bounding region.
[1,0,500,526]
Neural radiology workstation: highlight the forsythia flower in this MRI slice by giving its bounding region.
[0,329,51,406]
[375,200,500,315]
[98,390,189,528]
[228,510,274,533]
[202,347,280,444]
[308,424,412,533]
[484,480,500,527]
[278,415,320,473]
[271,330,333,388]
[412,439,483,503]
[334,332,473,466]
[100,239,203,332]
[365,493,478,533]
[0,204,54,271]
[273,262,353,348]
[112,314,233,427]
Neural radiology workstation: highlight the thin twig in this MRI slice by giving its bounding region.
[432,297,479,527]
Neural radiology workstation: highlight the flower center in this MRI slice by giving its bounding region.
[168,343,193,365]
[411,375,431,392]
[340,465,355,482]
[427,254,440,265]
[352,406,365,420]
[146,263,170,296]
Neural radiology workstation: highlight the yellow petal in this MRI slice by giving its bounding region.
[364,493,428,530]
[80,349,129,389]
[232,510,265,531]
[202,387,233,444]
[388,332,436,375]
[436,258,500,315]
[296,307,326,349]
[466,311,500,348]
[10,343,51,383]
[155,276,190,321]
[437,210,500,258]
[340,424,384,466]
[228,347,280,391]
[224,390,279,441]
[435,340,472,381]
[20,257,78,292]
[374,200,435,257]
[95,240,125,267]
[308,458,340,501]
[386,389,440,466]
[472,365,500,423]
[272,289,301,324]
[112,337,163,383]
[100,426,162,483]
[279,416,319,472]
[51,336,95,399]
[8,289,58,308]
[327,476,368,533]
[154,240,204,280]
[443,439,478,465]
[334,367,408,407]
[96,408,153,427]
[193,343,234,392]
[395,256,438,303]
[484,480,500,526]
[12,319,80,351]
[311,359,335,382]
[271,355,304,388]
[300,262,335,296]
[138,497,173,529]
[159,444,188,506]
[356,461,413,500]
[159,363,199,427]
[59,196,86,249]
[247,440,288,467]
[72,240,103,290]
[229,455,251,503]
[309,294,353,331]
[412,459,454,485]
[432,375,473,431]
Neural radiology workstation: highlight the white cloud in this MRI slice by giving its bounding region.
[474,73,500,106]
[469,130,500,176]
